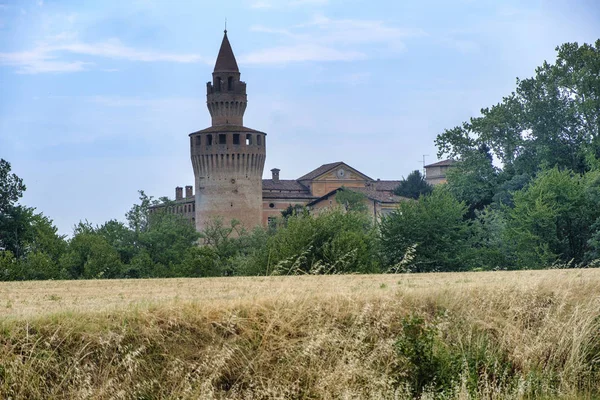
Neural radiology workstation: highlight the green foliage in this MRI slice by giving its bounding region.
[393,170,433,199]
[280,204,306,219]
[506,168,600,268]
[436,40,600,176]
[380,187,470,272]
[60,223,124,279]
[0,159,26,214]
[395,314,516,396]
[250,208,380,275]
[466,207,512,270]
[335,187,368,212]
[446,146,499,215]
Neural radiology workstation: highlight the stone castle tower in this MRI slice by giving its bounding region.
[189,31,266,231]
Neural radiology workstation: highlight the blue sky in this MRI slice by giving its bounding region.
[1,0,599,235]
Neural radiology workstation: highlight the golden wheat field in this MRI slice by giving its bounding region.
[1,270,599,399]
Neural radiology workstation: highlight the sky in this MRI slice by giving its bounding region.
[1,0,599,235]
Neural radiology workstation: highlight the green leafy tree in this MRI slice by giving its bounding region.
[393,170,433,199]
[335,187,368,212]
[380,187,470,272]
[436,41,600,177]
[281,204,307,219]
[506,168,600,268]
[0,159,26,214]
[250,208,379,275]
[60,222,123,279]
[446,146,499,216]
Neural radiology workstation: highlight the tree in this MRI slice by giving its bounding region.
[380,187,470,272]
[506,168,600,268]
[60,222,123,279]
[336,187,368,212]
[393,170,433,199]
[445,146,499,216]
[0,159,26,214]
[436,40,600,177]
[250,208,380,275]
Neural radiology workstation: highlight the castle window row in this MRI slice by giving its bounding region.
[191,133,265,149]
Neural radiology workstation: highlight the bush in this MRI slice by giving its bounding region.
[247,208,380,275]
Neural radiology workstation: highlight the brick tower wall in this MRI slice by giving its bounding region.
[190,130,266,232]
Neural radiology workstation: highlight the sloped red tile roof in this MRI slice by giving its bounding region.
[262,179,309,192]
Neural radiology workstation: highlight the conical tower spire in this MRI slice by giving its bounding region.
[206,30,247,126]
[214,30,239,72]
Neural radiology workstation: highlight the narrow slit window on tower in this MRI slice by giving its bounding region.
[219,134,227,144]
[215,77,221,91]
[207,135,213,146]
[195,136,201,146]
[233,134,240,145]
[246,134,252,145]
[228,76,233,91]
[257,135,262,145]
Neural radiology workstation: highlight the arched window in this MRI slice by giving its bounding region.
[227,76,233,91]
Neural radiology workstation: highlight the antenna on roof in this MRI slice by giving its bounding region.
[418,154,429,176]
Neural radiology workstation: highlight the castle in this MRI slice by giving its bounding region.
[153,31,451,231]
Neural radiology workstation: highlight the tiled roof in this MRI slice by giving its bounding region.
[214,31,239,72]
[371,180,402,192]
[262,179,309,192]
[189,125,265,135]
[262,192,316,200]
[424,159,456,168]
[297,162,344,181]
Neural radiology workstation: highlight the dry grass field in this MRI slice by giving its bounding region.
[1,270,599,399]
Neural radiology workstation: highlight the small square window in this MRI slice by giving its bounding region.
[219,134,226,144]
[246,134,252,145]
[207,135,213,146]
[233,134,240,145]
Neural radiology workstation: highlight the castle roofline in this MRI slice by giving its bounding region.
[189,125,266,136]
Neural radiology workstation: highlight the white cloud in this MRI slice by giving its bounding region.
[244,14,424,65]
[0,35,206,74]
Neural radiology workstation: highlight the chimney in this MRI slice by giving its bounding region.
[175,186,183,200]
[185,185,193,198]
[271,168,280,183]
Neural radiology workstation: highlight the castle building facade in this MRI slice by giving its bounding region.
[153,32,452,231]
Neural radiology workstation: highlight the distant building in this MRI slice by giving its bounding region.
[424,159,455,185]
[263,162,406,225]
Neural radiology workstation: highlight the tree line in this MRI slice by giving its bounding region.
[1,40,599,280]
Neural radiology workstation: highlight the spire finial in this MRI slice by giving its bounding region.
[224,18,227,34]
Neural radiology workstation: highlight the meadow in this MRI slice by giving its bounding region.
[1,269,599,399]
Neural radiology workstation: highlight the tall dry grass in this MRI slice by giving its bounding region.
[0,270,599,399]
